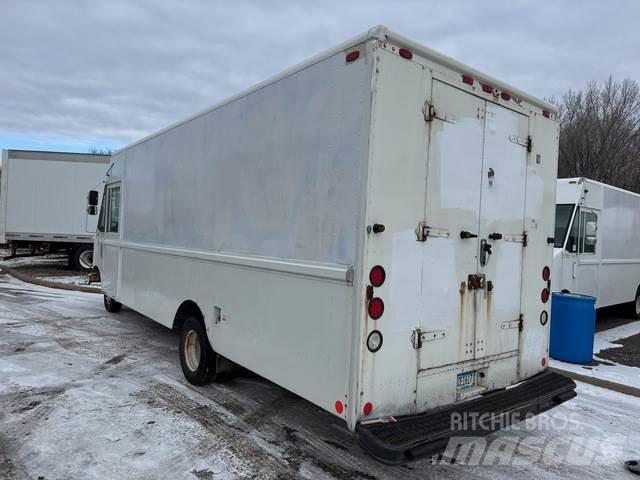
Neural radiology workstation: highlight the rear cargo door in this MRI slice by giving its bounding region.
[418,80,485,369]
[475,103,528,359]
[418,80,528,370]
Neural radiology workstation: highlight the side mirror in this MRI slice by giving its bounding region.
[87,190,99,215]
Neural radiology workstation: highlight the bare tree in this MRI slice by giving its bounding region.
[557,77,640,193]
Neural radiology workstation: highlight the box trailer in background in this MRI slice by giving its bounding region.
[0,149,110,271]
[93,26,575,463]
[554,178,640,317]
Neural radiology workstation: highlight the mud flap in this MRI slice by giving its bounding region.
[358,371,576,464]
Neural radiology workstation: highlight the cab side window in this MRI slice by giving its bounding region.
[105,184,121,234]
[97,186,106,233]
[579,210,598,254]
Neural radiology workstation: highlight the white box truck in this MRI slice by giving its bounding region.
[0,149,110,271]
[92,26,575,463]
[554,178,640,317]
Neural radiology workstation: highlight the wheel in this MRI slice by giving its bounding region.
[634,287,640,319]
[71,244,94,272]
[179,317,217,385]
[104,295,122,313]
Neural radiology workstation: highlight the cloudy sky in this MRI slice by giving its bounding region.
[1,0,639,153]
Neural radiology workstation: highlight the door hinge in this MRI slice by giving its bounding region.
[518,314,524,332]
[526,136,533,153]
[411,328,423,349]
[415,221,428,242]
[522,232,528,247]
[423,102,436,122]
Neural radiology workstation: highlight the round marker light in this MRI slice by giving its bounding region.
[334,400,344,414]
[541,288,550,303]
[369,266,386,287]
[368,298,384,319]
[542,266,551,281]
[541,357,547,367]
[363,402,373,416]
[540,310,549,326]
[367,330,383,353]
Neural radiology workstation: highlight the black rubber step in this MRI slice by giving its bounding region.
[358,371,576,464]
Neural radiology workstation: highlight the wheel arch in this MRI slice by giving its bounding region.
[173,300,205,332]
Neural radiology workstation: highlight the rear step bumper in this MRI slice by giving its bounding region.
[358,371,576,464]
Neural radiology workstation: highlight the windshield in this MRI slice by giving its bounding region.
[554,204,575,248]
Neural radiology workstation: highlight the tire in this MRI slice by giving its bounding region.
[179,316,217,385]
[634,286,640,320]
[71,244,94,272]
[104,295,122,313]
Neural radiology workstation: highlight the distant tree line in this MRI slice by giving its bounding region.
[557,77,640,193]
[88,147,114,155]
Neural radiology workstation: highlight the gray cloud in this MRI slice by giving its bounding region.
[1,0,639,150]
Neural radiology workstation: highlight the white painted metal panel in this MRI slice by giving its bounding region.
[121,50,371,266]
[2,152,108,240]
[359,49,431,418]
[419,80,486,370]
[475,103,529,359]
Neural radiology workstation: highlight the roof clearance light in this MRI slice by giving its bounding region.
[345,51,360,63]
[462,74,474,86]
[367,330,383,352]
[482,84,494,94]
[543,110,551,118]
[501,91,511,101]
[369,266,386,287]
[368,298,384,319]
[399,48,413,60]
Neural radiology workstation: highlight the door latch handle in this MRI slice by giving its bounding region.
[488,232,503,240]
[460,231,478,239]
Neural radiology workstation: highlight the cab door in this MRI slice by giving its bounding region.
[99,182,122,298]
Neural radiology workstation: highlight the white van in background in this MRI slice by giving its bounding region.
[554,178,640,317]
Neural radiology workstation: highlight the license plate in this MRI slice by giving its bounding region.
[456,370,477,389]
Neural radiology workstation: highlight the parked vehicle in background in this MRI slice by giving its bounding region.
[91,26,575,463]
[554,178,640,317]
[0,149,110,271]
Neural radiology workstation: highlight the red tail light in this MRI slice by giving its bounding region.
[542,266,551,281]
[541,288,550,303]
[368,298,384,319]
[369,266,386,287]
[398,48,413,60]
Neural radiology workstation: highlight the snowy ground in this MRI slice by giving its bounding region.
[0,248,94,287]
[1,273,639,480]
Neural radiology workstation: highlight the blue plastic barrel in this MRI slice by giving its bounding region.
[549,292,597,364]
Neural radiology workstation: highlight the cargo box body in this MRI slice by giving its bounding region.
[0,150,110,244]
[95,26,560,431]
